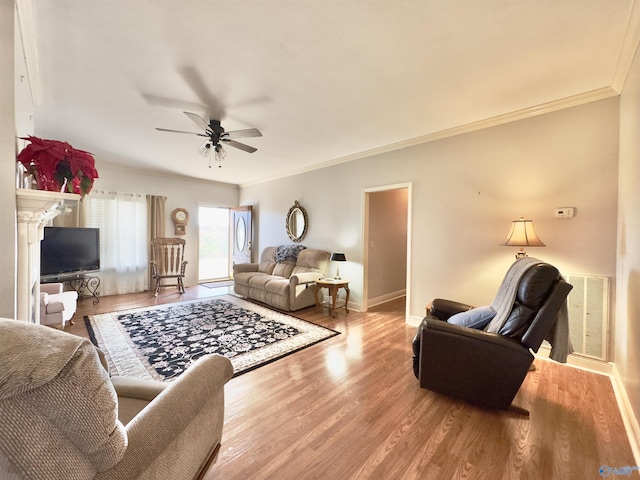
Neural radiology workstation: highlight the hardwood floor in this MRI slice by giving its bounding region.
[70,287,636,480]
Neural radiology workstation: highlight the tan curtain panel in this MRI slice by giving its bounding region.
[146,195,166,288]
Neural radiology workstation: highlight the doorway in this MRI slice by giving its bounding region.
[198,206,231,282]
[363,183,411,317]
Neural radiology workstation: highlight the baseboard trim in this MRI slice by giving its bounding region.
[611,364,640,465]
[536,345,614,375]
[368,290,406,309]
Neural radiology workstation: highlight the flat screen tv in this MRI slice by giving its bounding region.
[41,227,100,277]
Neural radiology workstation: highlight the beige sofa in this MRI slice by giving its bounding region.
[233,246,330,311]
[0,318,234,480]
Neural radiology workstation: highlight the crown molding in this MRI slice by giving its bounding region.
[15,0,42,106]
[612,0,640,93]
[240,86,619,188]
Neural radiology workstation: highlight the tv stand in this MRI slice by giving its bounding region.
[42,273,100,305]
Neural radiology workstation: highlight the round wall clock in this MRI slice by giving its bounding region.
[172,208,189,235]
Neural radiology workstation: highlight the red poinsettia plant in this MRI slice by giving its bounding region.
[17,136,99,197]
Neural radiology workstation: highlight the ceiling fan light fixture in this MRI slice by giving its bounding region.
[198,141,212,157]
[214,143,227,162]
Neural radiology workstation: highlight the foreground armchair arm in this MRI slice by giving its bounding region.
[96,354,234,480]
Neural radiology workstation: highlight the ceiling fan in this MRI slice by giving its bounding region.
[156,111,262,167]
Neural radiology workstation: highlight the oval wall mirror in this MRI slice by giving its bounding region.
[286,200,308,242]
[236,216,247,252]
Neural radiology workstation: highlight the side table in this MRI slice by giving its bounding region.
[314,278,350,317]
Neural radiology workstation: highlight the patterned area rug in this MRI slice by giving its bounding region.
[85,295,339,381]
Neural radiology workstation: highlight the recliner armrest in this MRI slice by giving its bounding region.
[421,318,528,354]
[290,271,323,285]
[429,298,475,321]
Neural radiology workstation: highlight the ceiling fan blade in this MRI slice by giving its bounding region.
[221,138,257,153]
[183,111,211,132]
[223,128,263,139]
[156,127,208,137]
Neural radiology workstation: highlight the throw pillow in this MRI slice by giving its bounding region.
[447,305,496,329]
[273,262,295,278]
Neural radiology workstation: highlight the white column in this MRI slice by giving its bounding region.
[16,190,79,322]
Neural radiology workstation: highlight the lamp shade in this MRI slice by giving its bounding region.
[502,217,546,247]
[330,252,347,262]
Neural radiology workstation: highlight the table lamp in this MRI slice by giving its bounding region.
[330,252,346,279]
[501,217,545,258]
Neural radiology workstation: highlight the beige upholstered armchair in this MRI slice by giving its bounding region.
[150,237,188,296]
[40,282,78,328]
[0,318,234,480]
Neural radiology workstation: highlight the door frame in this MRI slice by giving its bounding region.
[361,182,412,322]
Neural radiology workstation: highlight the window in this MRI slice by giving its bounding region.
[82,191,148,295]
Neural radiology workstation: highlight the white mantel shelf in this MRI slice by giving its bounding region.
[16,188,80,323]
[16,188,79,217]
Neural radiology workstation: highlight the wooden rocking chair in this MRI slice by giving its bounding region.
[150,237,188,296]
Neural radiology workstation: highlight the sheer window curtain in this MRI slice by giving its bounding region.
[82,191,149,295]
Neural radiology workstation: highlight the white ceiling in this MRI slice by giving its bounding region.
[17,0,638,186]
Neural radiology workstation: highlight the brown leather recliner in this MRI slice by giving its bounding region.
[412,259,573,410]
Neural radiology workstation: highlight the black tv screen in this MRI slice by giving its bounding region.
[41,227,100,277]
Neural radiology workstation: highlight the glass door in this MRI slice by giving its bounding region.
[198,206,231,282]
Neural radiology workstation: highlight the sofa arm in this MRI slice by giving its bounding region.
[429,298,475,321]
[233,262,259,275]
[97,354,234,480]
[290,271,324,285]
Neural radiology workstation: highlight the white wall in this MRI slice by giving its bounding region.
[93,163,240,287]
[617,38,640,436]
[0,0,17,319]
[240,97,619,323]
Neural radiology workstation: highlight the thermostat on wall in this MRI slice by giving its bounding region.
[555,207,575,218]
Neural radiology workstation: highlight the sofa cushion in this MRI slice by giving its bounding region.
[264,278,290,295]
[273,261,295,278]
[258,261,276,274]
[248,274,274,290]
[292,249,330,275]
[259,246,277,263]
[234,271,269,287]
